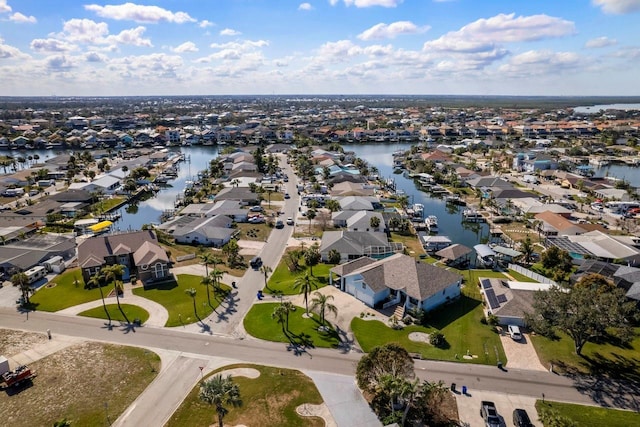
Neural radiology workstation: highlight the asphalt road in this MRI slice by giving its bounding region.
[2,306,631,411]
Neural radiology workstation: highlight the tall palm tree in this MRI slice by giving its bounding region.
[201,275,213,307]
[292,273,318,316]
[260,265,272,290]
[89,274,111,327]
[311,292,338,327]
[199,252,216,277]
[10,272,31,305]
[303,244,321,276]
[199,374,242,427]
[271,303,288,334]
[102,265,129,324]
[185,287,199,321]
[210,269,224,295]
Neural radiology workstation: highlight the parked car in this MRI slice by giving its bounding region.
[480,401,501,427]
[286,217,294,225]
[250,257,262,269]
[275,220,284,229]
[250,205,263,212]
[508,324,523,341]
[513,408,533,427]
[284,193,290,199]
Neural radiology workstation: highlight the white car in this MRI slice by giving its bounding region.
[508,324,523,341]
[286,217,294,225]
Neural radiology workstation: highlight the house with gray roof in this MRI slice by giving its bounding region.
[329,253,462,314]
[77,230,170,285]
[332,210,384,232]
[214,187,260,205]
[172,215,237,247]
[319,231,400,263]
[337,195,379,211]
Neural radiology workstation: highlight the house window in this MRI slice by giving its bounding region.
[361,283,366,290]
[154,263,165,278]
[141,264,148,270]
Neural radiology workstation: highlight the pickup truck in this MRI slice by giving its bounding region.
[480,401,501,427]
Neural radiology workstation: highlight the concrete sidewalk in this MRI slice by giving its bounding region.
[305,371,382,427]
[56,288,169,328]
[6,334,84,369]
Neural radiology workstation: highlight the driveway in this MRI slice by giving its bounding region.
[456,389,541,427]
[499,329,547,372]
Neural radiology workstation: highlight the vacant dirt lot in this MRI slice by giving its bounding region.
[0,332,159,427]
[0,329,48,357]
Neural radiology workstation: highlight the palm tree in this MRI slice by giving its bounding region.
[89,274,111,327]
[210,269,224,295]
[185,287,199,321]
[199,252,216,277]
[397,194,409,210]
[369,215,380,230]
[306,208,317,233]
[201,275,213,307]
[280,301,295,331]
[520,236,534,264]
[271,303,288,334]
[10,272,31,305]
[293,273,318,316]
[199,374,242,427]
[311,292,338,327]
[260,265,272,290]
[303,243,321,276]
[102,265,129,324]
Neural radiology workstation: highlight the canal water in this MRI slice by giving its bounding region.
[342,143,490,249]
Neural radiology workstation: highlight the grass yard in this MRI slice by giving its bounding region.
[28,268,103,312]
[506,269,538,282]
[0,341,159,427]
[530,327,640,379]
[167,364,324,427]
[351,268,509,365]
[78,304,150,324]
[132,274,230,327]
[235,223,270,241]
[91,196,125,213]
[390,232,425,257]
[535,400,640,427]
[243,303,341,349]
[265,257,333,295]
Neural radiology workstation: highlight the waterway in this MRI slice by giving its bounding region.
[342,143,490,250]
[573,103,640,114]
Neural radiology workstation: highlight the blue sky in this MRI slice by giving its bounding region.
[1,0,639,96]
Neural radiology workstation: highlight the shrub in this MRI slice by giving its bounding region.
[429,330,446,348]
[403,315,413,325]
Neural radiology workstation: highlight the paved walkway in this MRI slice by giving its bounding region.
[57,288,169,328]
[5,334,84,369]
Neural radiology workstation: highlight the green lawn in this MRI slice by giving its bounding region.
[167,364,324,427]
[29,268,104,312]
[235,223,270,241]
[506,269,538,282]
[78,304,150,324]
[351,268,508,365]
[243,303,341,349]
[132,274,230,327]
[530,327,640,379]
[536,400,640,427]
[265,260,333,295]
[390,232,424,257]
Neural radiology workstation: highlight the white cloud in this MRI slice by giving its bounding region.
[61,19,110,44]
[85,51,108,62]
[0,0,11,13]
[199,20,213,28]
[358,21,429,40]
[9,12,36,23]
[424,13,574,54]
[172,41,198,53]
[84,2,196,24]
[197,39,269,64]
[499,50,583,76]
[220,28,241,36]
[30,38,76,53]
[45,54,76,71]
[336,0,403,7]
[593,0,640,14]
[299,3,313,10]
[316,39,363,61]
[105,26,153,47]
[209,40,269,50]
[585,36,617,48]
[0,38,30,59]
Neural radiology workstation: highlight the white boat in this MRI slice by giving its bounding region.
[425,215,438,232]
[462,209,484,222]
[411,203,424,219]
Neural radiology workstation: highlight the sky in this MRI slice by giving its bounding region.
[1,0,639,97]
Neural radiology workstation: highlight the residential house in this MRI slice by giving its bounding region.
[337,196,380,211]
[214,187,260,205]
[331,210,385,232]
[77,230,170,284]
[547,230,640,266]
[319,231,401,263]
[534,211,587,236]
[172,215,237,247]
[479,277,554,326]
[0,234,75,277]
[330,253,462,313]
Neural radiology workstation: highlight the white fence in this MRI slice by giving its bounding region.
[508,263,558,286]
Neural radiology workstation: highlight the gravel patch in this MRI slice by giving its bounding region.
[218,367,260,379]
[408,332,431,344]
[0,328,48,357]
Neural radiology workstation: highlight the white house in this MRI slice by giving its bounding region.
[330,253,462,315]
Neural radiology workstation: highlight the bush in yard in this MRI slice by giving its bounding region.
[429,330,446,348]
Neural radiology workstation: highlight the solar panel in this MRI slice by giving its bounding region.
[485,288,500,310]
[497,294,508,304]
[481,279,493,289]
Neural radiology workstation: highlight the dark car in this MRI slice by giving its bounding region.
[250,257,262,269]
[275,220,284,229]
[480,401,501,427]
[513,409,532,427]
[284,193,290,199]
